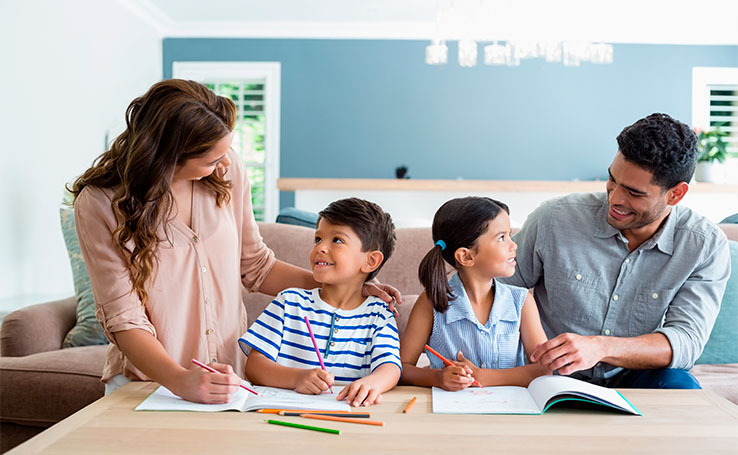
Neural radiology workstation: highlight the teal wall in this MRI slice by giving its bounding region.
[163,39,738,207]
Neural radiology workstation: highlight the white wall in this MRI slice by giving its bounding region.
[0,0,162,308]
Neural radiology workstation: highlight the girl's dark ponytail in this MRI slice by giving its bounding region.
[418,243,454,313]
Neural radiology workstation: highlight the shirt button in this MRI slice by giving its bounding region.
[575,274,582,280]
[201,267,207,273]
[612,295,619,301]
[205,329,213,335]
[625,258,630,263]
[192,235,199,243]
[652,293,659,299]
[333,328,339,334]
[211,358,216,363]
[330,341,336,347]
[204,297,209,305]
[604,329,611,335]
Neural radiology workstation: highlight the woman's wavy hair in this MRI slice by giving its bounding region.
[69,79,236,307]
[418,197,509,313]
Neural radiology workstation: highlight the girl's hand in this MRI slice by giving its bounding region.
[294,368,334,395]
[337,378,384,407]
[362,282,402,313]
[174,362,242,404]
[436,364,475,391]
[455,351,481,379]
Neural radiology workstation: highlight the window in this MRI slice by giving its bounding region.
[692,67,738,156]
[172,62,281,221]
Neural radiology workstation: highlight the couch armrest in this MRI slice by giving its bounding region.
[0,297,77,357]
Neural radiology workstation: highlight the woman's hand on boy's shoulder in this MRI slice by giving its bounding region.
[362,282,402,313]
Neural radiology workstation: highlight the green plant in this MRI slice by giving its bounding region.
[696,125,729,163]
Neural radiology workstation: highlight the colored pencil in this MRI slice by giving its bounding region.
[301,413,384,427]
[266,419,340,435]
[424,344,482,387]
[191,359,261,396]
[303,316,334,394]
[403,396,417,413]
[279,411,371,418]
[257,409,370,416]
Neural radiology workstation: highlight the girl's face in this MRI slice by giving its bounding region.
[469,211,517,278]
[172,132,233,182]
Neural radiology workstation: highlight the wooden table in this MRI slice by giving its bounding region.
[8,383,738,454]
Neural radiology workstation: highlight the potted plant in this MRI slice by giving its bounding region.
[694,125,729,183]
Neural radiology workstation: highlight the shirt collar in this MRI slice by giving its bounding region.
[445,273,519,327]
[592,194,676,255]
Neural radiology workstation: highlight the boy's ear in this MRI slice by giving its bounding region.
[361,250,384,274]
[454,247,475,267]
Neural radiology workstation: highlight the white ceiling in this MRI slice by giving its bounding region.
[123,0,738,45]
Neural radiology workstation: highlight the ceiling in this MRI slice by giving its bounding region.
[123,0,738,45]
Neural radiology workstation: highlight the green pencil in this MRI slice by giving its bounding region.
[266,419,341,435]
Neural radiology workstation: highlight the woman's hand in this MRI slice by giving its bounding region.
[294,368,334,395]
[172,362,242,404]
[362,282,402,313]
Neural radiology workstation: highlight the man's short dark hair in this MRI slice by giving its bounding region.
[317,198,396,281]
[616,113,698,190]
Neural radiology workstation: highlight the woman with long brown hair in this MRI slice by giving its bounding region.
[72,79,399,404]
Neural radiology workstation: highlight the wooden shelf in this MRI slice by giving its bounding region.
[278,178,738,193]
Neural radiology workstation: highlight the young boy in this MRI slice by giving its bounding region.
[239,198,401,407]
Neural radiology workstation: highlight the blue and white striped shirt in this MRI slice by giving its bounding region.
[239,288,401,384]
[427,273,527,370]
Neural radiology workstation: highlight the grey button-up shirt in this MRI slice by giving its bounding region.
[501,192,730,382]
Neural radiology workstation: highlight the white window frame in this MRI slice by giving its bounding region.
[172,61,281,222]
[692,66,738,133]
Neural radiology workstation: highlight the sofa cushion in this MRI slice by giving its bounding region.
[59,206,108,348]
[690,363,738,405]
[0,345,106,426]
[275,207,319,227]
[696,240,738,364]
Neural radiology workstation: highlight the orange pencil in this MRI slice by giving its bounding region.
[301,413,384,427]
[424,344,482,387]
[403,396,417,413]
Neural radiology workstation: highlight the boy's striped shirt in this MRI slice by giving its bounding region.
[239,288,401,383]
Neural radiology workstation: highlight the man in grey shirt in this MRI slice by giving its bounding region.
[503,113,730,388]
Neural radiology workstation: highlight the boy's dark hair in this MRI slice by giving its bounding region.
[616,113,697,190]
[419,197,509,313]
[317,198,396,281]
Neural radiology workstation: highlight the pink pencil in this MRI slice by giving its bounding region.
[303,316,334,394]
[191,359,261,396]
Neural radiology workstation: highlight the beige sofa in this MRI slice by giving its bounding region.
[1,222,736,452]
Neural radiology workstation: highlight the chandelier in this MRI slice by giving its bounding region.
[424,1,614,67]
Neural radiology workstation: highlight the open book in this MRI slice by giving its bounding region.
[432,375,641,415]
[136,384,350,413]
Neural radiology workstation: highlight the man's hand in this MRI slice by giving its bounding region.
[294,368,334,395]
[362,282,402,313]
[337,377,384,407]
[530,333,605,375]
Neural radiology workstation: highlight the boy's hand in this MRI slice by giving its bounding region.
[436,363,475,391]
[294,368,334,395]
[337,377,384,407]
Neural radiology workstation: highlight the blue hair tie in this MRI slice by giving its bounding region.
[435,240,446,251]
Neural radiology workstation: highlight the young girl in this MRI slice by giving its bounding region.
[400,197,551,390]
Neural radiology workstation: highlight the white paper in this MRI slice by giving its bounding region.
[431,386,540,414]
[136,384,350,412]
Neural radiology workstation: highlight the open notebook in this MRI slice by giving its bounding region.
[432,375,641,415]
[136,384,350,413]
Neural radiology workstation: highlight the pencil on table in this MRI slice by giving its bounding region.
[278,411,371,418]
[424,344,482,387]
[257,409,370,416]
[300,413,384,427]
[266,419,340,435]
[403,396,417,413]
